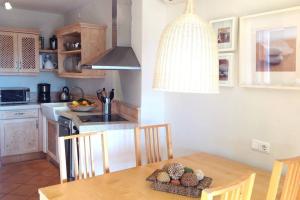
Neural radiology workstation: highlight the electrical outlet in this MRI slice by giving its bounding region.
[251,139,270,154]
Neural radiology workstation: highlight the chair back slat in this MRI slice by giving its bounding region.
[78,136,87,179]
[58,137,67,183]
[266,156,300,200]
[280,162,300,200]
[101,133,110,174]
[72,138,79,180]
[58,132,110,183]
[134,124,173,166]
[201,173,256,200]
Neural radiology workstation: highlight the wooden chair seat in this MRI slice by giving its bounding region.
[134,124,173,166]
[58,132,109,183]
[201,173,256,200]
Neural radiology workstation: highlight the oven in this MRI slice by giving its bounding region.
[0,87,30,105]
[58,116,79,181]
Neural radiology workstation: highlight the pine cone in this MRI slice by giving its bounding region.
[194,169,204,181]
[157,172,171,183]
[170,179,181,186]
[162,163,171,172]
[180,173,198,187]
[184,167,194,173]
[168,163,185,180]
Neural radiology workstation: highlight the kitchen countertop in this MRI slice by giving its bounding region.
[58,111,138,133]
[0,103,41,111]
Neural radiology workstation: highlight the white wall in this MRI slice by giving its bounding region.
[0,7,64,48]
[0,73,66,92]
[158,0,300,170]
[0,7,66,92]
[138,0,166,123]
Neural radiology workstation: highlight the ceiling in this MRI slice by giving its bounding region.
[7,0,94,14]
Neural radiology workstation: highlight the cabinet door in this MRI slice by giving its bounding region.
[18,33,39,73]
[0,31,18,72]
[47,120,58,161]
[0,118,39,156]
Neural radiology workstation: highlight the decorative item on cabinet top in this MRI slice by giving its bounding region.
[0,27,39,75]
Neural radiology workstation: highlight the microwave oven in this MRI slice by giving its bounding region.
[0,88,30,105]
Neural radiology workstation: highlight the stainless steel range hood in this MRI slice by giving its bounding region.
[90,0,140,70]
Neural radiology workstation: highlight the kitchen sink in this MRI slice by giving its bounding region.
[41,102,70,121]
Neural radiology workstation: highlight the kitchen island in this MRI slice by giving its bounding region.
[58,111,138,133]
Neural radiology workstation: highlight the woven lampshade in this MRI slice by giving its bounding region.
[153,0,219,93]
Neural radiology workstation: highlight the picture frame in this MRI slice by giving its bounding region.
[210,17,238,52]
[219,53,235,87]
[239,7,300,89]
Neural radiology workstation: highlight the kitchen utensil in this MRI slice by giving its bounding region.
[102,98,111,115]
[74,60,82,73]
[109,89,115,101]
[60,87,70,102]
[40,55,44,69]
[44,55,54,70]
[39,36,44,49]
[63,56,80,72]
[50,35,57,50]
[38,83,51,103]
[96,89,105,103]
[64,42,81,51]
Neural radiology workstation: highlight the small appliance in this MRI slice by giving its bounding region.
[38,83,51,103]
[59,86,70,102]
[58,116,79,181]
[0,87,30,105]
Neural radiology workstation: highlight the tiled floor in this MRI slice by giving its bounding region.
[0,159,60,200]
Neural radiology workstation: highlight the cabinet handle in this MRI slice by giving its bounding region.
[36,120,39,129]
[15,112,24,116]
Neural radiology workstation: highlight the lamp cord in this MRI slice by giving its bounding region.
[185,0,194,14]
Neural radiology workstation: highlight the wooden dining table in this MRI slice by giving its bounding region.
[39,152,273,200]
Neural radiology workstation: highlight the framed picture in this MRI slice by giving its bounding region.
[240,7,300,89]
[210,17,238,52]
[219,53,235,87]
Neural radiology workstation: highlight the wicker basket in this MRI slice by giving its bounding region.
[146,170,213,198]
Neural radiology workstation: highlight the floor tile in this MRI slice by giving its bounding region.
[26,175,52,187]
[0,160,59,197]
[10,185,38,197]
[5,174,33,184]
[1,194,28,200]
[0,183,21,194]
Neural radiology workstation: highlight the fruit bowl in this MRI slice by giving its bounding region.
[68,98,97,112]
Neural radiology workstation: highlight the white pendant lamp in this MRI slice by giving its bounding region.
[153,0,219,93]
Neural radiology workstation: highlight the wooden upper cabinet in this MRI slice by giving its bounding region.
[0,32,18,73]
[18,33,39,73]
[0,27,39,75]
[56,23,107,79]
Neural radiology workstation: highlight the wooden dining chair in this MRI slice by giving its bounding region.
[201,173,256,200]
[58,132,110,183]
[266,156,300,200]
[134,124,173,166]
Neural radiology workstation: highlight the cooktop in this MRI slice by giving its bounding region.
[78,114,128,123]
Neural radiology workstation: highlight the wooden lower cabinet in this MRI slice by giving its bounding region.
[0,118,39,157]
[47,120,59,163]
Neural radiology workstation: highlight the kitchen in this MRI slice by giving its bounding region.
[0,0,141,199]
[1,0,300,200]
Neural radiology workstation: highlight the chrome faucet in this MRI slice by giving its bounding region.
[70,86,84,100]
